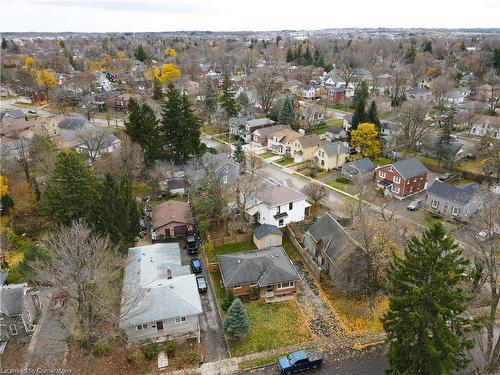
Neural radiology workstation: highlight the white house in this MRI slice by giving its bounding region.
[298,85,316,99]
[243,179,310,228]
[470,115,500,140]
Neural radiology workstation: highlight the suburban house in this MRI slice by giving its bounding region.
[266,128,302,155]
[120,243,203,344]
[242,118,275,143]
[201,152,240,185]
[252,125,290,146]
[342,114,353,132]
[243,179,310,228]
[217,247,300,302]
[375,158,428,199]
[425,181,482,219]
[324,126,347,141]
[0,283,41,354]
[165,179,187,195]
[407,87,431,102]
[297,85,316,99]
[327,87,346,103]
[470,115,500,139]
[0,109,25,124]
[290,134,323,163]
[341,157,377,179]
[228,115,255,138]
[444,89,469,106]
[253,224,283,250]
[75,132,121,161]
[58,116,95,148]
[313,142,350,170]
[302,213,365,293]
[152,201,194,240]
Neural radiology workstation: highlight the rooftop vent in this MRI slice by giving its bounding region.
[237,259,241,264]
[167,267,172,279]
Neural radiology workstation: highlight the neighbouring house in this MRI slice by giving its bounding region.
[228,115,255,140]
[302,213,366,293]
[341,157,377,179]
[297,85,316,99]
[290,134,323,163]
[425,181,482,219]
[407,87,431,102]
[0,283,41,354]
[243,178,310,228]
[327,87,346,103]
[217,246,300,302]
[75,132,121,161]
[375,158,428,199]
[266,128,302,156]
[252,125,290,146]
[253,224,283,250]
[470,115,500,140]
[58,116,95,148]
[242,118,275,143]
[444,89,470,106]
[342,114,353,132]
[120,243,202,344]
[314,142,350,170]
[201,152,240,185]
[324,126,347,141]
[152,201,194,240]
[0,109,25,124]
[165,179,187,195]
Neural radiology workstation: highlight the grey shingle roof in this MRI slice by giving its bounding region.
[58,117,90,130]
[320,142,349,156]
[254,182,307,207]
[347,157,376,173]
[298,134,322,148]
[392,158,428,179]
[0,109,25,122]
[218,247,299,288]
[426,180,476,205]
[253,224,282,239]
[0,283,27,316]
[0,272,7,285]
[246,118,275,129]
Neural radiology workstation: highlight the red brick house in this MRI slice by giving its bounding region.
[375,158,428,199]
[327,87,346,103]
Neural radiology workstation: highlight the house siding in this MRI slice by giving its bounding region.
[375,165,427,199]
[314,148,348,170]
[255,200,308,228]
[424,192,480,219]
[154,221,194,238]
[253,233,283,250]
[123,315,200,344]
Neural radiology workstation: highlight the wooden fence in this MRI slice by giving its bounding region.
[285,225,322,281]
[212,233,253,247]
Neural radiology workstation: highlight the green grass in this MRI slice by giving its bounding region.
[227,299,313,357]
[132,182,152,196]
[325,118,344,127]
[327,179,349,192]
[281,231,301,262]
[417,155,441,166]
[373,157,394,167]
[213,133,235,144]
[210,271,226,308]
[201,124,226,135]
[259,151,276,159]
[379,111,395,120]
[210,240,255,262]
[326,103,353,113]
[275,157,295,166]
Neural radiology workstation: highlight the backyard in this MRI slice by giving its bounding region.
[201,123,226,135]
[326,103,353,113]
[274,157,295,166]
[373,157,394,167]
[208,240,255,262]
[213,133,235,144]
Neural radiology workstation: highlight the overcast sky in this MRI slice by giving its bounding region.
[1,0,499,32]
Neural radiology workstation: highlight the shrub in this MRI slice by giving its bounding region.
[127,350,140,364]
[143,343,159,360]
[92,339,109,356]
[164,341,176,355]
[377,188,385,197]
[249,287,260,300]
[335,176,349,184]
[221,289,235,312]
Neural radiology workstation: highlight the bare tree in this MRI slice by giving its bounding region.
[301,103,325,132]
[459,193,500,373]
[481,70,500,115]
[254,68,282,113]
[336,50,360,90]
[302,182,326,207]
[431,75,454,109]
[77,126,111,166]
[388,65,411,106]
[31,222,123,350]
[395,100,430,151]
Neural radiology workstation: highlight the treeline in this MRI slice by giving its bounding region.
[286,43,332,70]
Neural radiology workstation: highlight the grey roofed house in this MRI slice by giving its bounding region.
[231,115,255,127]
[325,126,343,134]
[254,180,307,207]
[0,109,25,122]
[426,180,477,205]
[58,116,91,130]
[253,124,290,138]
[343,157,376,175]
[391,158,428,179]
[200,152,240,185]
[253,224,282,239]
[343,114,353,124]
[321,142,349,156]
[0,284,27,316]
[217,247,300,288]
[246,118,275,130]
[166,179,186,194]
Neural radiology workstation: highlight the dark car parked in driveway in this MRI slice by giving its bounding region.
[190,258,202,274]
[196,275,208,293]
[186,235,199,254]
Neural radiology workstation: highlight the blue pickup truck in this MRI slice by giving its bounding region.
[277,349,323,374]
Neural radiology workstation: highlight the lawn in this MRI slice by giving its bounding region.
[373,157,394,167]
[227,299,313,356]
[275,157,295,166]
[326,103,353,113]
[213,133,235,144]
[259,151,276,159]
[210,240,255,262]
[417,154,441,167]
[281,231,301,262]
[201,123,226,135]
[325,118,343,127]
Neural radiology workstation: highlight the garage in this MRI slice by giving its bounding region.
[173,225,188,236]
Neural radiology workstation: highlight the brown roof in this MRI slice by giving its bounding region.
[152,201,194,230]
[0,117,60,138]
[475,114,500,127]
[254,182,307,207]
[298,134,322,148]
[269,128,301,143]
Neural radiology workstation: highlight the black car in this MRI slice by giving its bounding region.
[196,275,208,293]
[186,235,199,254]
[190,258,202,274]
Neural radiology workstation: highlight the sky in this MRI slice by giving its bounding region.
[1,0,499,33]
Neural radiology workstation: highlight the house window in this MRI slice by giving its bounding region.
[431,200,439,208]
[175,317,186,324]
[393,176,401,184]
[452,207,460,216]
[277,281,294,289]
[289,202,293,210]
[379,171,386,178]
[233,285,241,289]
[136,324,147,330]
[250,283,258,287]
[391,186,400,194]
[278,219,284,227]
[388,166,393,171]
[276,206,281,214]
[9,324,18,335]
[223,175,228,184]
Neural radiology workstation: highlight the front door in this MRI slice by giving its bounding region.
[156,321,164,331]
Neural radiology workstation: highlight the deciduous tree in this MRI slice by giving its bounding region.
[351,123,381,157]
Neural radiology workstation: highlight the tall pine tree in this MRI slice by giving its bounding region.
[223,299,250,339]
[278,97,296,130]
[435,106,456,168]
[382,223,475,374]
[366,100,381,130]
[40,150,95,225]
[134,43,147,62]
[201,78,217,124]
[286,47,294,63]
[220,73,240,120]
[233,140,246,171]
[152,79,163,100]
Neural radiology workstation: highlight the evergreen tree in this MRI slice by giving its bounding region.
[382,223,475,374]
[134,43,147,62]
[286,47,294,63]
[351,81,369,131]
[220,73,240,120]
[278,97,296,130]
[161,84,201,161]
[366,100,381,130]
[233,140,246,171]
[221,289,235,312]
[304,44,313,65]
[405,45,416,64]
[124,98,162,166]
[295,44,303,65]
[423,40,433,53]
[201,79,217,123]
[93,174,140,246]
[493,48,500,73]
[313,48,321,67]
[1,38,7,50]
[40,150,95,225]
[152,79,163,100]
[460,41,466,51]
[237,92,250,115]
[435,106,456,168]
[223,299,250,339]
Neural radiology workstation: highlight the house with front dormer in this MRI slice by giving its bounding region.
[375,158,428,199]
[313,142,350,170]
[290,134,322,163]
[470,114,500,140]
[266,128,302,156]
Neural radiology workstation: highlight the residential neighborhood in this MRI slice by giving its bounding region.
[0,3,499,375]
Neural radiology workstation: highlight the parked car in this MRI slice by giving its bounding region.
[466,153,475,160]
[190,258,202,274]
[407,199,423,211]
[28,109,37,114]
[186,235,199,254]
[277,350,323,375]
[51,292,66,315]
[195,275,208,293]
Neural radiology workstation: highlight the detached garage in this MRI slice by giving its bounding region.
[152,201,194,239]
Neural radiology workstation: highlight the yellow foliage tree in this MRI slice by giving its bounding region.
[144,65,161,82]
[425,67,439,78]
[88,54,116,72]
[159,63,181,83]
[351,123,381,158]
[0,176,8,197]
[164,48,177,57]
[115,51,125,59]
[35,69,57,90]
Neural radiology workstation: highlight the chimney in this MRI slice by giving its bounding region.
[167,267,172,279]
